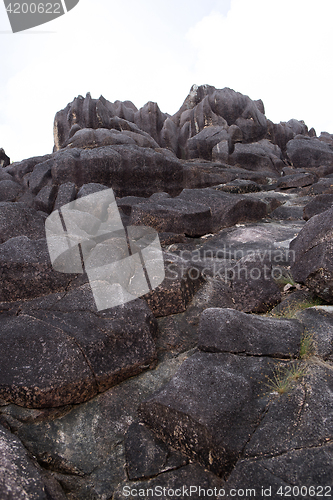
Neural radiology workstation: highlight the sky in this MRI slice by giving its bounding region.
[0,0,332,162]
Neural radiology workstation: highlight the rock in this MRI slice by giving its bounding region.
[177,188,267,233]
[303,194,333,220]
[130,197,212,237]
[225,443,333,496]
[134,101,168,145]
[198,308,302,357]
[295,306,333,360]
[0,314,97,408]
[0,148,10,168]
[26,159,53,194]
[139,352,275,477]
[0,424,66,500]
[125,421,187,480]
[115,463,224,500]
[33,184,57,213]
[53,182,77,211]
[0,237,74,302]
[270,204,304,220]
[0,292,157,407]
[143,253,205,317]
[244,361,333,457]
[217,179,261,194]
[5,154,54,183]
[287,135,333,169]
[277,172,318,189]
[306,177,333,195]
[51,145,183,198]
[213,139,283,173]
[0,202,46,244]
[227,254,282,313]
[187,125,228,160]
[290,207,333,301]
[0,179,21,202]
[63,127,136,149]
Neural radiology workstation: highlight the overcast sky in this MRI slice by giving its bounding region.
[0,0,332,162]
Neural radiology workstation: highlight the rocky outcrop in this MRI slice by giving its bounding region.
[1,84,332,499]
[0,148,10,168]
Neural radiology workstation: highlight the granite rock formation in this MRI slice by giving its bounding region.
[1,84,333,499]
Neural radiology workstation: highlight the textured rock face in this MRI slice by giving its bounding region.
[1,84,333,499]
[290,207,333,301]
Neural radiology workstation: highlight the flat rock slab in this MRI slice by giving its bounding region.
[177,188,267,233]
[114,463,225,500]
[140,352,275,477]
[130,198,212,237]
[0,294,157,408]
[198,308,302,357]
[225,443,333,496]
[0,424,66,500]
[245,362,333,458]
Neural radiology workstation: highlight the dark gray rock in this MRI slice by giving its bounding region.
[0,179,22,202]
[303,194,333,220]
[27,160,53,194]
[225,443,333,497]
[295,306,333,360]
[53,182,76,211]
[51,145,183,198]
[0,424,66,500]
[0,291,157,407]
[217,179,261,194]
[0,148,10,168]
[0,237,74,302]
[227,254,282,313]
[177,188,267,233]
[187,125,228,160]
[0,202,46,244]
[213,139,283,173]
[130,198,212,237]
[290,207,333,301]
[277,172,318,189]
[287,135,333,169]
[33,184,57,213]
[306,177,333,195]
[139,352,275,477]
[0,314,97,408]
[115,463,224,500]
[198,308,302,357]
[125,421,187,480]
[270,204,304,220]
[244,361,333,457]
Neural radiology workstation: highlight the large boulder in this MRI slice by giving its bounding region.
[139,352,275,477]
[287,135,333,169]
[50,145,183,198]
[0,202,46,244]
[290,207,333,301]
[0,290,157,408]
[303,194,333,220]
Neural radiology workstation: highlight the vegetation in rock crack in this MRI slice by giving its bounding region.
[299,331,316,360]
[267,296,324,319]
[265,362,307,395]
[274,271,297,288]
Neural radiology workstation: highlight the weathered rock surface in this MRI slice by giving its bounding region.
[0,148,10,168]
[139,352,275,477]
[1,85,332,499]
[198,308,302,357]
[290,207,333,301]
[287,135,333,169]
[0,424,67,500]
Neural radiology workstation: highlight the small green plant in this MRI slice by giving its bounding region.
[267,296,324,319]
[275,271,297,288]
[299,331,316,360]
[265,362,307,395]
